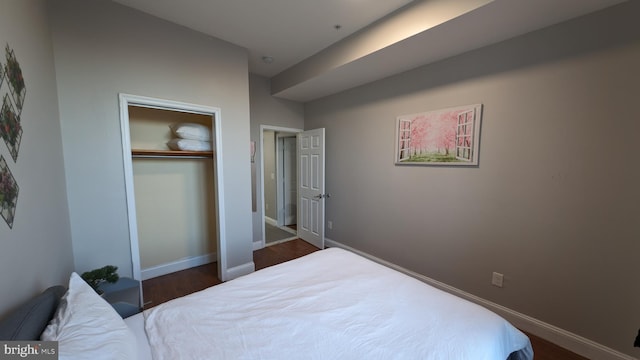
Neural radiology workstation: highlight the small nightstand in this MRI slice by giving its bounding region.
[98,277,141,318]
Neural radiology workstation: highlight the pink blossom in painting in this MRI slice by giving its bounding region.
[397,104,480,164]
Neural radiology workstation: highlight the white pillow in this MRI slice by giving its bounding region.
[169,123,211,141]
[41,273,137,360]
[167,138,212,151]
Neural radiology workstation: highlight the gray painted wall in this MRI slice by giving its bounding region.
[0,0,74,316]
[249,74,304,244]
[305,3,640,357]
[48,0,253,277]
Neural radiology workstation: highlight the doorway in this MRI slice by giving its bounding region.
[260,125,301,247]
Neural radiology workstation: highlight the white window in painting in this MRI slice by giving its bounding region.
[455,110,475,161]
[398,119,411,161]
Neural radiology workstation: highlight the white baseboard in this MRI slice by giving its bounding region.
[265,236,298,247]
[264,217,277,226]
[325,238,636,360]
[281,226,296,235]
[224,261,255,280]
[141,253,217,280]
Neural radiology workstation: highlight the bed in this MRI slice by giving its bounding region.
[0,248,533,359]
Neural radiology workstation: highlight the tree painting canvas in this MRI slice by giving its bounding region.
[395,104,482,166]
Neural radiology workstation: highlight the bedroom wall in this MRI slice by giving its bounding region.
[305,2,640,358]
[47,0,253,279]
[0,0,74,316]
[249,74,304,245]
[134,158,216,269]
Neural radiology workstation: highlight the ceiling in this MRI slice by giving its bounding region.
[110,0,626,102]
[110,0,414,77]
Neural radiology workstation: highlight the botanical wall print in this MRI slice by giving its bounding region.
[0,155,19,228]
[0,43,25,228]
[0,60,4,89]
[0,93,22,162]
[0,44,25,162]
[395,104,483,166]
[4,44,26,113]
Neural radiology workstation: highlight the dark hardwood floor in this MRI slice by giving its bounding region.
[142,239,588,360]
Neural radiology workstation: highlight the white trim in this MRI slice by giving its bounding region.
[281,226,296,235]
[324,238,636,360]
[265,236,298,247]
[264,216,278,226]
[224,261,255,280]
[141,253,217,280]
[118,96,141,281]
[118,94,228,288]
[259,125,303,250]
[252,241,263,251]
[254,235,298,251]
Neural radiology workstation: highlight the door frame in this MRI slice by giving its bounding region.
[119,94,227,291]
[258,125,302,249]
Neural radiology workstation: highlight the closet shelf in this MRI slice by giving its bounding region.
[131,149,213,159]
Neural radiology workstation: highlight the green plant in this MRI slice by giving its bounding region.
[81,265,119,294]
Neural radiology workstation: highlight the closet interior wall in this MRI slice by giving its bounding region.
[128,106,217,280]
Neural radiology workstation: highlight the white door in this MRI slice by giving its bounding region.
[282,136,297,226]
[297,128,325,249]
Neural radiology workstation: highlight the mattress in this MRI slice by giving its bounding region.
[124,313,152,360]
[141,247,533,359]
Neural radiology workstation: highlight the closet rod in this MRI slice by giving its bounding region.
[131,149,213,159]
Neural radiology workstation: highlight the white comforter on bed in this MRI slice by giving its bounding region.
[144,248,533,360]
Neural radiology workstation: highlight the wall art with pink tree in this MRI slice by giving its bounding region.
[395,104,482,166]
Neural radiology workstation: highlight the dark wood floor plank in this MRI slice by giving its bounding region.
[142,262,220,308]
[142,239,588,360]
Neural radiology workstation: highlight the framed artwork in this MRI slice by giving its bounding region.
[0,155,19,228]
[0,43,25,229]
[395,104,482,166]
[4,44,26,113]
[0,44,25,162]
[0,59,4,89]
[0,93,22,162]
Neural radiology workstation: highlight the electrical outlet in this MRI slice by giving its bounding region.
[327,221,333,229]
[492,272,504,288]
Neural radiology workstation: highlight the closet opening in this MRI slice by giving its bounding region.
[119,94,226,306]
